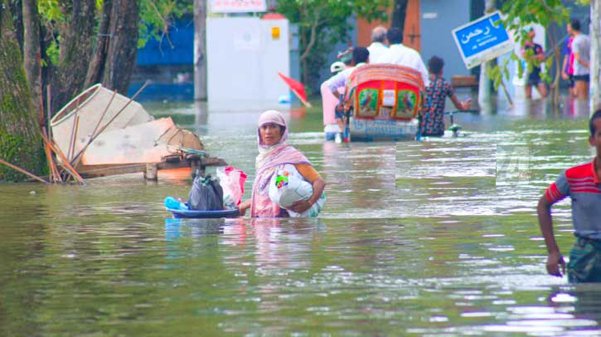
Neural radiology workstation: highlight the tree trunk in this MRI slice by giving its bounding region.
[548,26,562,106]
[194,0,207,101]
[300,22,309,87]
[8,0,23,48]
[591,0,601,113]
[52,0,97,113]
[0,4,44,181]
[391,0,408,36]
[85,0,113,89]
[102,0,138,94]
[478,0,495,106]
[22,0,42,119]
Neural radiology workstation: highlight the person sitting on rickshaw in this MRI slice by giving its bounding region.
[325,47,370,142]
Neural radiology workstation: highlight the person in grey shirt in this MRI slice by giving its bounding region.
[570,19,590,99]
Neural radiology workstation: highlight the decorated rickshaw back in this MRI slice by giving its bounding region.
[346,64,425,121]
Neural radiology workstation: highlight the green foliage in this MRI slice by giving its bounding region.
[37,0,192,64]
[37,0,64,23]
[138,0,192,48]
[276,0,390,92]
[0,132,46,181]
[37,0,64,67]
[38,0,105,22]
[488,1,570,89]
[0,130,26,182]
[0,73,45,182]
[0,132,23,163]
[45,39,59,66]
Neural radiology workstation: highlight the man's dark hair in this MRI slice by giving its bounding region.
[427,56,444,74]
[353,46,370,64]
[571,18,581,31]
[386,27,403,44]
[589,109,601,135]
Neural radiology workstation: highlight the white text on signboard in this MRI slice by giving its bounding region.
[451,11,513,69]
[210,0,267,13]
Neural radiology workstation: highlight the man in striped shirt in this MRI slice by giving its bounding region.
[537,109,601,283]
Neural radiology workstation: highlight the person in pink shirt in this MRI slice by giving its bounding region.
[561,32,575,98]
[321,62,348,141]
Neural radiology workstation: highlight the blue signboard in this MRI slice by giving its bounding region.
[452,11,513,69]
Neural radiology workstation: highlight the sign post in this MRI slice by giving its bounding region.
[452,11,513,69]
[209,0,266,13]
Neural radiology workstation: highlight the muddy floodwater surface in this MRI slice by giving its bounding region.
[1,96,601,336]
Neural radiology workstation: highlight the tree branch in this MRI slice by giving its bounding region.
[300,9,321,62]
[539,0,563,15]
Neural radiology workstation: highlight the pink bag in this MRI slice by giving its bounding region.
[216,166,248,209]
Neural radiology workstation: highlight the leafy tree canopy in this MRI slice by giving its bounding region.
[276,0,390,91]
[37,0,191,64]
[138,0,192,48]
[489,0,569,89]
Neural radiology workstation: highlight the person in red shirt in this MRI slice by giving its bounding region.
[537,109,601,283]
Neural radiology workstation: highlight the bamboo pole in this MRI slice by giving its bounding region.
[67,114,79,161]
[70,80,150,168]
[0,158,49,184]
[89,90,117,144]
[70,115,80,160]
[69,90,117,168]
[43,141,52,181]
[46,85,52,139]
[48,140,84,184]
[40,130,85,184]
[43,140,61,183]
[41,127,63,182]
[90,80,151,139]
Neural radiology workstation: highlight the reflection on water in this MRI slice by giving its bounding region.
[1,96,601,336]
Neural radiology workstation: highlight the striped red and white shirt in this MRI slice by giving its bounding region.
[545,160,601,239]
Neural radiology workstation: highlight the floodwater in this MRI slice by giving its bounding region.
[2,94,601,336]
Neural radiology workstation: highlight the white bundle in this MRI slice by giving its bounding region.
[268,164,325,217]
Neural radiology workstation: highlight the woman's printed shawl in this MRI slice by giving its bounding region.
[251,110,310,217]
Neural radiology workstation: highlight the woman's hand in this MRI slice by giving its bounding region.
[288,177,326,214]
[238,200,250,216]
[288,199,313,214]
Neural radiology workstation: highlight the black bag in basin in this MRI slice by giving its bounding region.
[188,175,224,211]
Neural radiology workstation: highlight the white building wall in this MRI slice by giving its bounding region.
[207,17,290,110]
